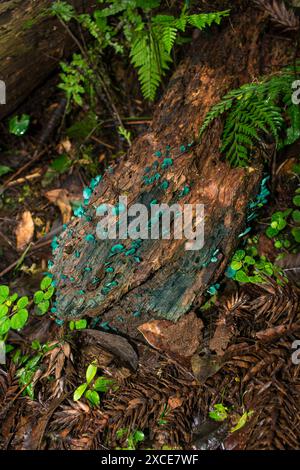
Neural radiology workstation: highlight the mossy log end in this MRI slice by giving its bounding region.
[51,5,294,337]
[0,0,95,119]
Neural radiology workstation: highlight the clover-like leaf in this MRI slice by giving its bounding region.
[43,287,55,300]
[17,296,29,309]
[0,317,11,335]
[40,276,52,290]
[11,309,28,330]
[0,286,9,302]
[0,305,8,318]
[34,291,44,304]
[36,300,50,316]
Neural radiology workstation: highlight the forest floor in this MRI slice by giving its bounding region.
[0,23,300,450]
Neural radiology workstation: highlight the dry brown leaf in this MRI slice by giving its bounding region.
[138,312,203,359]
[168,396,183,410]
[45,189,72,224]
[209,324,233,356]
[15,210,34,251]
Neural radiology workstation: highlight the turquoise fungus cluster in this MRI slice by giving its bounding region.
[46,142,195,324]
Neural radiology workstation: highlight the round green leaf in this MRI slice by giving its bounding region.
[235,270,249,283]
[231,260,242,271]
[75,319,87,330]
[36,300,50,316]
[73,383,87,401]
[43,287,55,300]
[85,390,100,407]
[244,256,255,265]
[292,210,300,223]
[266,226,278,238]
[133,431,145,443]
[86,363,97,384]
[34,291,44,304]
[292,227,300,243]
[40,276,52,290]
[0,305,8,318]
[11,309,28,330]
[293,195,300,207]
[0,286,9,301]
[0,317,11,335]
[17,296,29,309]
[233,250,245,261]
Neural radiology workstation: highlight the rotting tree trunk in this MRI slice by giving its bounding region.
[0,0,96,119]
[51,4,295,338]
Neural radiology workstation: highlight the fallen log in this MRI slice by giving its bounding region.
[50,3,295,338]
[0,0,95,119]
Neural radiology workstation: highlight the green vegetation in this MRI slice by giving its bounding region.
[116,428,145,450]
[73,362,115,407]
[227,238,285,284]
[8,114,30,136]
[0,276,55,354]
[51,1,229,103]
[200,65,300,167]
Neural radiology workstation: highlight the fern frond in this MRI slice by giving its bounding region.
[130,28,171,101]
[161,25,178,54]
[187,10,230,29]
[200,64,300,167]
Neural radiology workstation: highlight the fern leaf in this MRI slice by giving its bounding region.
[161,25,178,54]
[187,10,230,29]
[130,29,170,101]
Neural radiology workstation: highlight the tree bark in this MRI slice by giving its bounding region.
[0,0,96,119]
[51,3,295,338]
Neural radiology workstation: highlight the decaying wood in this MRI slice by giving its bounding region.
[0,0,95,119]
[50,4,295,337]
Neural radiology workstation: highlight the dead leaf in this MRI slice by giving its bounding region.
[209,324,232,356]
[45,189,72,224]
[78,329,139,370]
[168,396,183,410]
[15,210,34,251]
[138,312,203,360]
[191,354,224,383]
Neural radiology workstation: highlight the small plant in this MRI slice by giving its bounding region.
[8,114,30,136]
[157,403,171,425]
[73,362,114,407]
[209,403,254,433]
[58,54,93,108]
[13,341,57,398]
[116,428,145,450]
[69,319,87,330]
[0,276,55,356]
[209,403,229,422]
[200,64,300,167]
[51,1,229,103]
[33,276,56,316]
[230,409,254,433]
[227,239,285,284]
[265,187,300,248]
[118,126,132,146]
